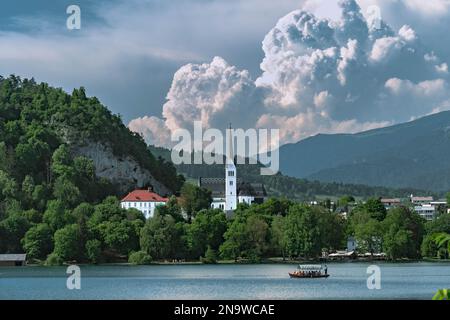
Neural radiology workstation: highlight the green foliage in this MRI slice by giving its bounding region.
[187,209,227,259]
[0,212,30,253]
[85,239,102,264]
[426,214,450,234]
[433,289,450,300]
[382,207,424,260]
[352,198,387,222]
[98,220,140,255]
[201,246,218,264]
[354,219,383,255]
[53,224,83,262]
[44,252,63,266]
[53,176,81,208]
[43,200,73,231]
[22,223,53,260]
[433,233,450,257]
[0,75,184,259]
[128,250,152,265]
[140,214,187,260]
[180,183,212,221]
[284,205,321,258]
[421,234,440,259]
[155,196,184,222]
[270,215,288,259]
[219,212,270,262]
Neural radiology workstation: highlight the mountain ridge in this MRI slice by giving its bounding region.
[279,111,450,192]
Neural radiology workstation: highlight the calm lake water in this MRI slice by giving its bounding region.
[1,262,450,300]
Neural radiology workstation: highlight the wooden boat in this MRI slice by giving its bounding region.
[289,264,329,279]
[289,272,330,278]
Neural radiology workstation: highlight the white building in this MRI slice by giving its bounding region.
[199,127,267,217]
[121,189,168,219]
[414,204,437,221]
[410,195,434,205]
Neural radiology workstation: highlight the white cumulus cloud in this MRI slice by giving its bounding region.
[130,0,450,147]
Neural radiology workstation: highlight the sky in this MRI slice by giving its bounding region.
[1,0,450,147]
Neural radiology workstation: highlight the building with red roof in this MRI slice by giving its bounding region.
[121,188,168,219]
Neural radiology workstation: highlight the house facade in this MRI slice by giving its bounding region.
[121,189,168,219]
[414,204,437,221]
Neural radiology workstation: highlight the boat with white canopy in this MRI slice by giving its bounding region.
[289,264,329,279]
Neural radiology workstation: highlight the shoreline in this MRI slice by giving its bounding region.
[20,257,450,267]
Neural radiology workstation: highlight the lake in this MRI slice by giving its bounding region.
[1,262,449,300]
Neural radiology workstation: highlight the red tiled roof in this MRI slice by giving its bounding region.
[121,190,168,202]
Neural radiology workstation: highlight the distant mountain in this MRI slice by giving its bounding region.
[279,111,450,192]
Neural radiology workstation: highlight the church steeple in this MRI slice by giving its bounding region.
[225,124,237,212]
[226,123,234,165]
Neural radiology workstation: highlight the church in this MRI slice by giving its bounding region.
[198,127,267,216]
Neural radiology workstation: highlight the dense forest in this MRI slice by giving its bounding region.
[0,75,183,261]
[149,146,436,200]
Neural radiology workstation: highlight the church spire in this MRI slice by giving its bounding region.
[226,123,234,165]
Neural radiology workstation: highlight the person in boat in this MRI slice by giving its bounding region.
[324,265,328,275]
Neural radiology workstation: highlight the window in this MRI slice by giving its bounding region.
[228,170,234,177]
[230,181,233,186]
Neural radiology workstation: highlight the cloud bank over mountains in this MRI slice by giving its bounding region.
[130,0,450,147]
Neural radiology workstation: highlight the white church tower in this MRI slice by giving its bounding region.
[225,125,237,212]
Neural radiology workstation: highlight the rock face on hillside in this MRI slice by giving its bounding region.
[72,141,170,196]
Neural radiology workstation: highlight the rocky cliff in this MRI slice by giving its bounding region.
[72,141,171,196]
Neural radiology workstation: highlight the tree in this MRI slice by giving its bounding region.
[85,239,102,263]
[426,213,450,235]
[0,212,30,253]
[421,234,440,259]
[21,175,35,208]
[219,216,246,261]
[43,200,73,231]
[315,206,346,252]
[0,170,17,201]
[244,215,269,261]
[270,215,288,259]
[382,207,424,260]
[353,198,387,222]
[155,196,184,222]
[201,246,218,264]
[284,205,321,258]
[140,214,186,260]
[338,195,355,207]
[98,220,140,255]
[51,144,74,179]
[129,250,152,265]
[53,176,81,208]
[433,233,450,258]
[355,219,383,255]
[22,223,53,260]
[53,224,83,262]
[180,183,212,221]
[187,209,227,259]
